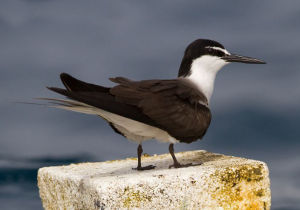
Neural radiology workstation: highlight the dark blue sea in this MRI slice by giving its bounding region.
[1,1,300,209]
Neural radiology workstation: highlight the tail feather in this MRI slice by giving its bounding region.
[39,97,100,115]
[47,87,69,97]
[37,97,89,107]
[60,73,109,92]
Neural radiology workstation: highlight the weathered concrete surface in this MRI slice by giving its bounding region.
[38,150,271,210]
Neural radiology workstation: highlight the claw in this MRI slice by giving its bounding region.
[133,165,156,171]
[169,162,192,169]
[169,162,201,169]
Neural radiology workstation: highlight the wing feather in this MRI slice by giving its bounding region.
[110,78,211,143]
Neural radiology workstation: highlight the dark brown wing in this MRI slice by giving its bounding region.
[47,73,160,128]
[60,73,110,92]
[110,77,212,143]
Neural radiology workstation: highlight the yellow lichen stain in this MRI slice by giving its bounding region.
[210,164,268,210]
[255,189,265,197]
[126,157,138,161]
[142,153,151,157]
[105,159,122,163]
[122,186,152,208]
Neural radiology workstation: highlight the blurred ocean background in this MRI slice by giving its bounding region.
[0,1,299,209]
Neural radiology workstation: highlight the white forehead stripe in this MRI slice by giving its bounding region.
[205,46,230,55]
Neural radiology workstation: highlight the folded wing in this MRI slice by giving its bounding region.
[110,77,212,142]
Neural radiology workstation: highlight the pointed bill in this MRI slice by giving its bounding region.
[222,54,266,64]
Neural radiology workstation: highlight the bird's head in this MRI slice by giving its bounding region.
[178,39,265,77]
[178,39,266,102]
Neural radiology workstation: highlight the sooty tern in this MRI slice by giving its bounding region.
[44,39,265,170]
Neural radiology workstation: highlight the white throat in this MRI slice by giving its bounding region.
[186,55,228,103]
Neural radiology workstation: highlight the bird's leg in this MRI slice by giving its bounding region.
[132,144,156,171]
[168,143,194,168]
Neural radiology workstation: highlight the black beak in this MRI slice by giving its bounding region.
[222,54,266,64]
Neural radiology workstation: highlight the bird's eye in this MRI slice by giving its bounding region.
[207,48,213,53]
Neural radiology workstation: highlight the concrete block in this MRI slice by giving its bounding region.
[38,150,271,209]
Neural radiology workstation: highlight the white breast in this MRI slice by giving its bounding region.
[186,55,228,103]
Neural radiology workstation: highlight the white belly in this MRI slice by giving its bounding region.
[54,100,179,144]
[97,109,179,144]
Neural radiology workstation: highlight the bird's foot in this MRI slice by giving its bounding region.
[132,165,156,171]
[169,162,202,169]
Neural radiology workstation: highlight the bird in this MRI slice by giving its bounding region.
[44,39,265,171]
